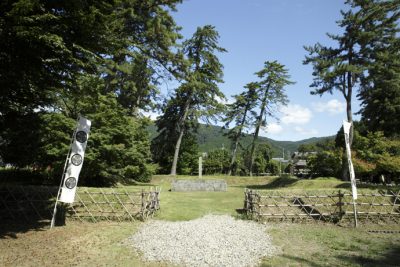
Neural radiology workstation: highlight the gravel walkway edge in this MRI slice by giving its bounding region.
[125,214,280,267]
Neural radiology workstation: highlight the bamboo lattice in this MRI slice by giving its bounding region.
[0,186,160,224]
[0,185,56,223]
[244,189,400,224]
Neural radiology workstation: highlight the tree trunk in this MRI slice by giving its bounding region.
[249,96,268,176]
[249,122,261,177]
[346,49,354,145]
[228,135,240,176]
[342,71,353,181]
[170,100,191,176]
[228,107,250,176]
[171,128,185,176]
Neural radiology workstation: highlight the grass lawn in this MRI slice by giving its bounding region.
[265,223,400,266]
[1,175,399,266]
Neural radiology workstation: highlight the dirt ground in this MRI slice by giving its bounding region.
[0,221,163,267]
[1,220,400,267]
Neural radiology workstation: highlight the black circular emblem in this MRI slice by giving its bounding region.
[71,154,83,166]
[65,177,77,189]
[75,131,87,143]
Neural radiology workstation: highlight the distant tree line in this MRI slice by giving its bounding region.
[0,0,399,185]
[297,121,400,183]
[199,144,280,176]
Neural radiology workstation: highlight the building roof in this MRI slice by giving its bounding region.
[294,159,307,167]
[271,158,289,164]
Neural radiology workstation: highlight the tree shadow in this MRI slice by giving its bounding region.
[336,182,400,191]
[336,244,400,266]
[119,179,159,187]
[0,221,49,239]
[246,177,298,190]
[335,182,351,189]
[261,254,323,267]
[292,197,333,223]
[0,185,65,239]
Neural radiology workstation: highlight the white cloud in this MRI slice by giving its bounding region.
[312,99,346,115]
[294,126,318,136]
[141,110,159,121]
[280,104,312,125]
[216,96,234,105]
[263,123,283,134]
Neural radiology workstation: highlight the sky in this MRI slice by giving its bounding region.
[159,0,361,141]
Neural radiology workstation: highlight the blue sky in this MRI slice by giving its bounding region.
[160,0,361,141]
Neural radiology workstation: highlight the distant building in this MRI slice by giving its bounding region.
[291,152,317,177]
[271,157,289,164]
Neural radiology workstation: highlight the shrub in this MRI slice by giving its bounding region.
[308,151,342,178]
[203,149,230,174]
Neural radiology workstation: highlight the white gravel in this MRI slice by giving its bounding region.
[126,214,278,267]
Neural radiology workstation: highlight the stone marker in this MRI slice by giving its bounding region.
[171,179,227,192]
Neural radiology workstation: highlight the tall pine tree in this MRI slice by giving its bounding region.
[354,0,400,136]
[304,3,365,181]
[304,7,364,146]
[304,0,400,179]
[151,93,199,174]
[154,25,226,176]
[248,61,292,176]
[223,83,258,176]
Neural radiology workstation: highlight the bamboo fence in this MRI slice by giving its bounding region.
[0,185,160,224]
[244,189,400,224]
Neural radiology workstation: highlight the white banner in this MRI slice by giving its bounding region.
[59,117,91,203]
[343,120,357,200]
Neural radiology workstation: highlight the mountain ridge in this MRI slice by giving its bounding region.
[147,123,334,158]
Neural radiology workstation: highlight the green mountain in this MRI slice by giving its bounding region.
[147,123,334,158]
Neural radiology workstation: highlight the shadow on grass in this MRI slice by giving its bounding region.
[245,177,298,190]
[0,207,66,239]
[0,221,49,239]
[0,186,66,239]
[335,182,400,191]
[261,254,323,267]
[336,244,400,267]
[119,179,159,187]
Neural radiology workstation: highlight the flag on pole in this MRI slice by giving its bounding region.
[59,117,91,203]
[343,120,357,200]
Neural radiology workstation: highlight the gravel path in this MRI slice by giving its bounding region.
[126,214,278,267]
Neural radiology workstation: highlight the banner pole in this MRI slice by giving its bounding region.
[343,120,358,228]
[352,201,358,228]
[50,116,80,229]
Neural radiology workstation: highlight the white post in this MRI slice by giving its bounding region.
[199,156,202,179]
[282,148,285,174]
[50,118,79,229]
[50,116,91,228]
[343,120,358,228]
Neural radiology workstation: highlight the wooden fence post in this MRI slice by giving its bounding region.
[338,190,343,221]
[141,189,145,220]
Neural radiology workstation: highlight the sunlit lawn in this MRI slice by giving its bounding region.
[2,175,400,266]
[116,174,399,221]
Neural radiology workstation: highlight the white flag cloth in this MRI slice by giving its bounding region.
[343,120,357,200]
[59,117,91,203]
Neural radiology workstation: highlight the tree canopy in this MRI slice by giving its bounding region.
[153,25,226,175]
[0,0,183,185]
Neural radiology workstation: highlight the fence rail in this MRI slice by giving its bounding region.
[244,189,400,224]
[0,186,160,224]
